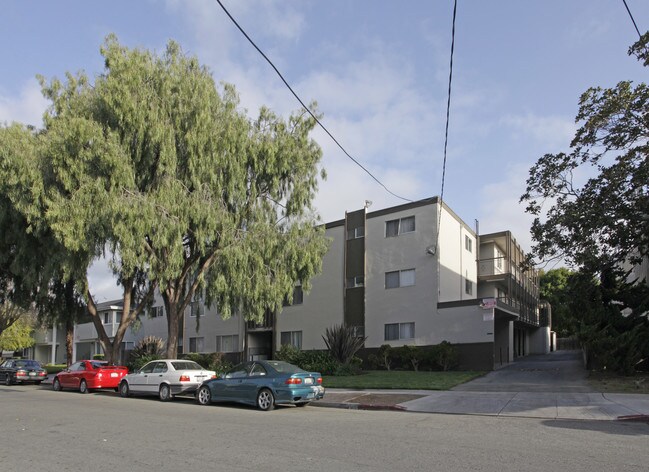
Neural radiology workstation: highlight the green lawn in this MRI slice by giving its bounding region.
[588,371,649,394]
[322,370,485,390]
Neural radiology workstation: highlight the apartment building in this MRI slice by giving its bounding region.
[29,197,550,370]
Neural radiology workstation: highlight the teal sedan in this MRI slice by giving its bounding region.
[195,360,325,411]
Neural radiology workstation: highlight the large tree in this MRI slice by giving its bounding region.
[521,33,649,273]
[20,36,328,359]
[522,33,649,372]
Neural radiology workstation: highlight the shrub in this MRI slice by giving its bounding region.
[276,345,339,375]
[45,364,67,374]
[127,336,165,371]
[430,341,459,371]
[372,344,394,371]
[182,352,233,375]
[397,345,423,371]
[322,324,366,365]
[92,354,105,360]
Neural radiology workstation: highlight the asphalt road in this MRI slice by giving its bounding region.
[1,385,647,472]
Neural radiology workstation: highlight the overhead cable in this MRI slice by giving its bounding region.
[215,0,413,203]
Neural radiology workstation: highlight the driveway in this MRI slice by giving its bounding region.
[452,350,592,393]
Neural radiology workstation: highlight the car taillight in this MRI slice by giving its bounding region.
[38,371,46,377]
[317,377,322,385]
[16,370,26,376]
[285,378,303,385]
[179,375,190,382]
[210,374,217,379]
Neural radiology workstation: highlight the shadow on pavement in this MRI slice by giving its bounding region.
[542,418,649,436]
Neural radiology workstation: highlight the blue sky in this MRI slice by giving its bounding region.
[1,0,647,299]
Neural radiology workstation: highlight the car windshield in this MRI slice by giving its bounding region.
[171,361,203,371]
[265,361,305,374]
[14,360,41,369]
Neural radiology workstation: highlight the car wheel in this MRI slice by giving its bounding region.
[196,385,211,405]
[119,381,130,398]
[257,388,275,411]
[53,378,61,391]
[4,375,11,386]
[295,402,309,408]
[159,384,172,402]
[79,379,88,394]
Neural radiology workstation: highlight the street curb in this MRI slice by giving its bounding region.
[617,415,649,422]
[312,401,406,412]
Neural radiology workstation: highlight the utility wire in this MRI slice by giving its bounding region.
[215,0,413,203]
[435,0,458,252]
[622,0,642,38]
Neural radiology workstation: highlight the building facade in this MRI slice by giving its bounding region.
[29,197,550,370]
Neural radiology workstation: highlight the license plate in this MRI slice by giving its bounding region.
[304,378,313,385]
[110,373,118,378]
[307,392,315,399]
[29,372,36,377]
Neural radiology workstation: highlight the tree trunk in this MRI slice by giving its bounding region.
[164,289,180,359]
[65,318,74,366]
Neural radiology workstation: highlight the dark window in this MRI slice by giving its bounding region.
[386,216,415,237]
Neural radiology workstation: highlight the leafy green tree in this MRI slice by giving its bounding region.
[0,314,35,352]
[0,301,24,340]
[539,268,577,337]
[521,33,649,273]
[522,33,649,372]
[11,35,328,360]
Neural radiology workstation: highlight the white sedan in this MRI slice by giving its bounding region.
[119,359,216,401]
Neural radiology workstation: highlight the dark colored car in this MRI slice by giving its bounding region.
[195,360,325,411]
[0,359,48,385]
[53,360,128,393]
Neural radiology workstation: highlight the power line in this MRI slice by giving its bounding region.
[215,0,413,203]
[622,0,642,38]
[435,0,458,252]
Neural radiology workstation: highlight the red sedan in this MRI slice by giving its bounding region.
[53,360,128,393]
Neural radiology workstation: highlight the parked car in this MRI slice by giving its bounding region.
[195,360,325,411]
[53,360,128,393]
[119,359,216,401]
[0,359,48,385]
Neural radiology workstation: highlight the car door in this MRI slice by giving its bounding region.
[241,362,269,403]
[129,361,156,394]
[147,361,169,392]
[215,363,251,400]
[58,362,81,388]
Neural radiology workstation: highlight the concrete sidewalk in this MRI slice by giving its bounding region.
[314,352,649,421]
[315,389,649,421]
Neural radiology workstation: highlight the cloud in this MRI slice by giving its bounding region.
[0,78,48,127]
[500,113,576,148]
[478,164,535,254]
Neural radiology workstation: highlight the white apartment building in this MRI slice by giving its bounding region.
[29,197,550,370]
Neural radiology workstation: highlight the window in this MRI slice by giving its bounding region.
[347,226,365,239]
[190,301,202,317]
[384,322,415,341]
[153,362,168,374]
[465,235,473,253]
[346,275,364,288]
[250,363,267,376]
[216,335,239,353]
[283,285,304,306]
[496,249,503,270]
[121,341,134,351]
[115,312,122,324]
[351,326,365,338]
[465,278,473,295]
[385,269,415,289]
[150,306,164,318]
[292,286,303,305]
[385,216,415,237]
[103,313,111,324]
[280,331,303,349]
[189,337,204,353]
